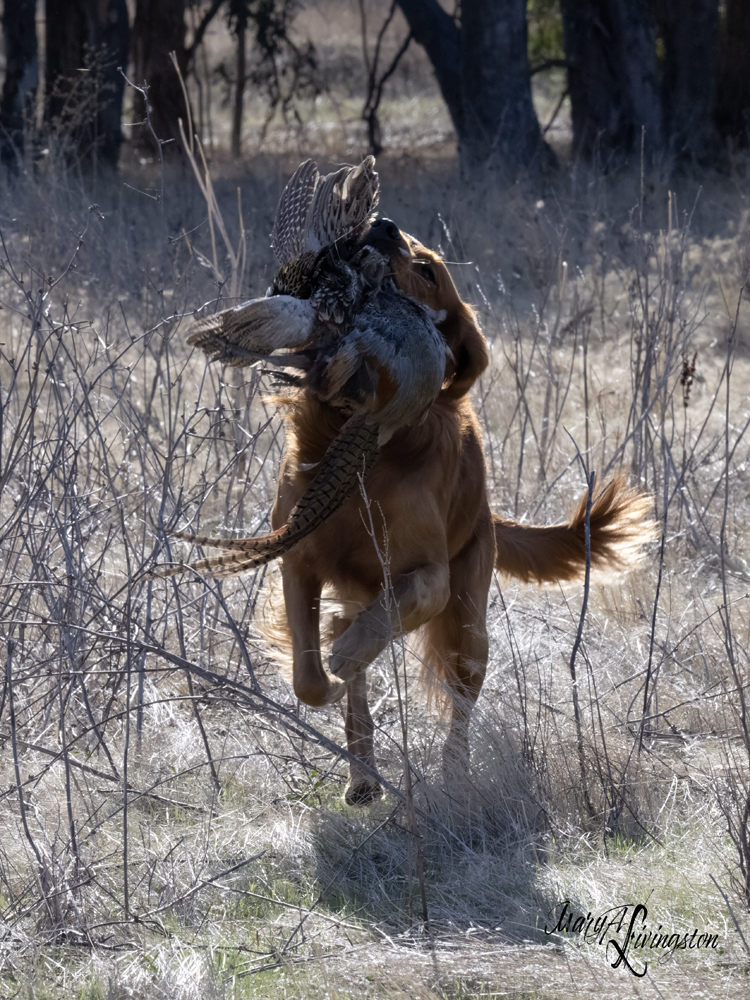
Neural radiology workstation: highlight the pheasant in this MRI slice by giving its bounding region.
[186,156,387,366]
[153,157,449,578]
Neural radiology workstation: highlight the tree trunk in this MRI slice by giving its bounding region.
[397,0,548,179]
[0,0,38,170]
[97,0,130,166]
[560,0,663,164]
[132,0,190,153]
[654,0,719,166]
[231,21,246,159]
[716,0,750,145]
[460,0,544,176]
[45,0,129,169]
[394,0,463,139]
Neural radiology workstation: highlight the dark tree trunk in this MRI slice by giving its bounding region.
[716,0,750,145]
[45,0,129,169]
[460,0,544,176]
[654,0,719,166]
[397,0,548,178]
[1,0,38,170]
[97,0,130,165]
[560,0,663,164]
[231,22,246,159]
[394,0,463,138]
[132,0,190,152]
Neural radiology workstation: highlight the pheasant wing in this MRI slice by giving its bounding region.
[187,295,317,366]
[270,159,319,265]
[304,156,379,253]
[345,290,450,441]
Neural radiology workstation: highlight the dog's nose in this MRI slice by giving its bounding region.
[361,216,407,253]
[369,217,401,241]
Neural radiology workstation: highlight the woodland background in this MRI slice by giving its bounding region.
[3,0,750,176]
[3,3,750,1000]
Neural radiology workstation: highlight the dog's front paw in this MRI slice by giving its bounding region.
[294,673,347,707]
[329,600,391,680]
[323,674,348,704]
[329,617,388,680]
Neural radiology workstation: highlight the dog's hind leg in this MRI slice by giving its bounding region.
[343,670,382,806]
[421,511,493,793]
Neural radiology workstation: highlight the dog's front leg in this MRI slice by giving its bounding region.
[282,561,347,706]
[329,561,450,680]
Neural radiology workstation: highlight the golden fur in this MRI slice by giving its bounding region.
[268,228,653,805]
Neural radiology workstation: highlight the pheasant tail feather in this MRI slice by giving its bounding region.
[152,414,380,578]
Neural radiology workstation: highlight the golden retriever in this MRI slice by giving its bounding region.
[268,217,652,805]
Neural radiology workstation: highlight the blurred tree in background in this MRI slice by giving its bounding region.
[1,0,749,178]
[560,0,663,163]
[225,0,318,147]
[653,0,720,167]
[131,0,190,152]
[396,0,549,177]
[0,0,38,170]
[716,0,750,147]
[128,0,316,156]
[44,0,129,168]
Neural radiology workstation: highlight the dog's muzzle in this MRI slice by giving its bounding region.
[361,216,410,256]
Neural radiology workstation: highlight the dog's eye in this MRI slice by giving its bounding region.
[420,264,436,283]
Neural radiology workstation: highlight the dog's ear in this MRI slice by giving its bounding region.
[439,302,489,399]
[386,233,489,397]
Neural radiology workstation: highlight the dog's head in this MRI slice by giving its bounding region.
[361,217,488,399]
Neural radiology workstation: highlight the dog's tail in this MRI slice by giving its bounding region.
[492,476,655,584]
